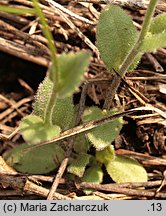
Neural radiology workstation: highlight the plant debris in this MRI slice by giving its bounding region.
[0,0,166,200]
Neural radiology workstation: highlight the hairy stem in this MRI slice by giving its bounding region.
[103,0,158,110]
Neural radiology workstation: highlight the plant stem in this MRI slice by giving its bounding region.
[0,5,35,14]
[103,0,158,110]
[32,0,59,76]
[32,0,59,125]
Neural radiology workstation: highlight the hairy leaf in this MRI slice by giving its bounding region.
[20,115,61,145]
[56,51,91,98]
[52,97,74,130]
[81,164,103,194]
[82,107,123,150]
[130,23,166,69]
[73,134,90,154]
[141,32,166,53]
[6,143,65,174]
[96,5,137,71]
[96,145,115,164]
[33,76,52,119]
[105,155,148,183]
[67,153,91,177]
[33,77,74,130]
[149,13,166,34]
[82,165,103,183]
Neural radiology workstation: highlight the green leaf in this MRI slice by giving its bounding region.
[141,32,166,53]
[73,134,90,154]
[33,76,53,119]
[6,143,65,174]
[67,153,91,177]
[52,97,74,130]
[82,107,123,150]
[82,164,103,183]
[96,145,115,164]
[56,51,91,98]
[33,77,74,130]
[96,5,137,71]
[81,164,103,194]
[149,13,166,34]
[105,155,148,183]
[20,115,61,145]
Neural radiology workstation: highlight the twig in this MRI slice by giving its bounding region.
[76,0,166,11]
[23,107,150,151]
[75,82,89,125]
[0,190,29,197]
[0,127,20,141]
[0,11,29,25]
[145,53,164,72]
[24,106,166,152]
[46,0,99,57]
[75,0,149,9]
[47,158,69,200]
[79,182,166,198]
[0,173,72,200]
[0,96,33,121]
[0,19,49,54]
[30,175,63,183]
[126,75,166,81]
[2,106,29,125]
[0,37,50,67]
[92,191,134,200]
[44,0,94,25]
[0,94,24,117]
[116,149,166,166]
[156,170,166,193]
[80,180,164,189]
[24,180,72,199]
[0,124,16,133]
[111,70,166,120]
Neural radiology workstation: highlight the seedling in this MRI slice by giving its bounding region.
[3,0,166,189]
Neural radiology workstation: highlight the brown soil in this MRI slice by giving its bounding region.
[0,0,166,200]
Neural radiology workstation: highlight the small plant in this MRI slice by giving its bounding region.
[96,0,166,108]
[4,0,166,189]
